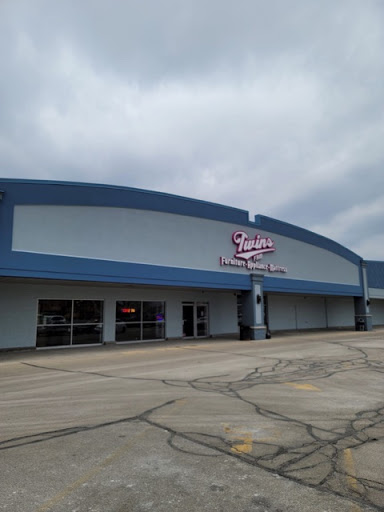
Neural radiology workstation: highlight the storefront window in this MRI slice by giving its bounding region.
[73,300,103,324]
[143,301,165,322]
[36,326,71,348]
[115,301,165,342]
[36,299,103,348]
[37,299,72,325]
[116,323,141,342]
[196,303,208,337]
[116,301,141,323]
[72,324,103,345]
[143,322,165,340]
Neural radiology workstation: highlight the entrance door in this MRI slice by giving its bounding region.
[182,303,194,338]
[196,303,208,337]
[182,302,209,338]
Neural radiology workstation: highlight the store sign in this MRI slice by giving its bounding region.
[232,231,275,260]
[219,230,288,273]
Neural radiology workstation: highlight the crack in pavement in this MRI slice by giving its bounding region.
[3,340,384,511]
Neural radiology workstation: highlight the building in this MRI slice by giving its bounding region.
[0,178,383,350]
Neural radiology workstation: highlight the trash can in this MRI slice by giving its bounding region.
[355,317,365,331]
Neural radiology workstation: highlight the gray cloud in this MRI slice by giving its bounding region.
[0,0,383,258]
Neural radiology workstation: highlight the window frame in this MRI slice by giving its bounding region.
[36,298,104,348]
[115,300,166,343]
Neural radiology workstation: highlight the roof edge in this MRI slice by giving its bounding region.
[253,214,362,265]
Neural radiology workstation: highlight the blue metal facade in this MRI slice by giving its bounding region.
[0,179,365,296]
[366,261,384,289]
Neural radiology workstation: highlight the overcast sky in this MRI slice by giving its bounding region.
[1,0,383,259]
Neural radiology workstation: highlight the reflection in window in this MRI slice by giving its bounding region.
[36,326,71,347]
[196,304,208,337]
[73,300,103,324]
[36,299,103,348]
[143,301,165,322]
[115,301,165,342]
[115,323,141,342]
[38,300,72,326]
[143,322,165,340]
[72,325,103,345]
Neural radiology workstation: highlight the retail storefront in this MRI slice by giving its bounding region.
[0,179,383,350]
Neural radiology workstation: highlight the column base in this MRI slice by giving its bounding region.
[249,325,267,340]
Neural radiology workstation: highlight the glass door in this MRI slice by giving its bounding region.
[182,302,209,338]
[196,303,209,337]
[182,303,194,338]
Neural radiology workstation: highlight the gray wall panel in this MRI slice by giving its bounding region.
[12,205,360,286]
[0,283,38,349]
[371,299,384,325]
[369,288,384,299]
[325,298,354,328]
[268,294,354,331]
[209,293,238,335]
[296,297,327,330]
[268,295,298,330]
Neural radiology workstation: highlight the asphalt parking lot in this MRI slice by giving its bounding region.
[1,330,384,512]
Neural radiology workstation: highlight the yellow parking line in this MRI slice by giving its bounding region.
[231,433,253,454]
[223,425,253,454]
[343,448,362,512]
[283,382,321,391]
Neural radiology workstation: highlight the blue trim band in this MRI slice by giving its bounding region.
[264,276,361,296]
[0,252,252,290]
[1,253,362,297]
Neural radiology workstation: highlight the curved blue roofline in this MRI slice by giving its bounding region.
[254,214,362,265]
[0,177,247,212]
[0,177,250,225]
[0,178,362,265]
